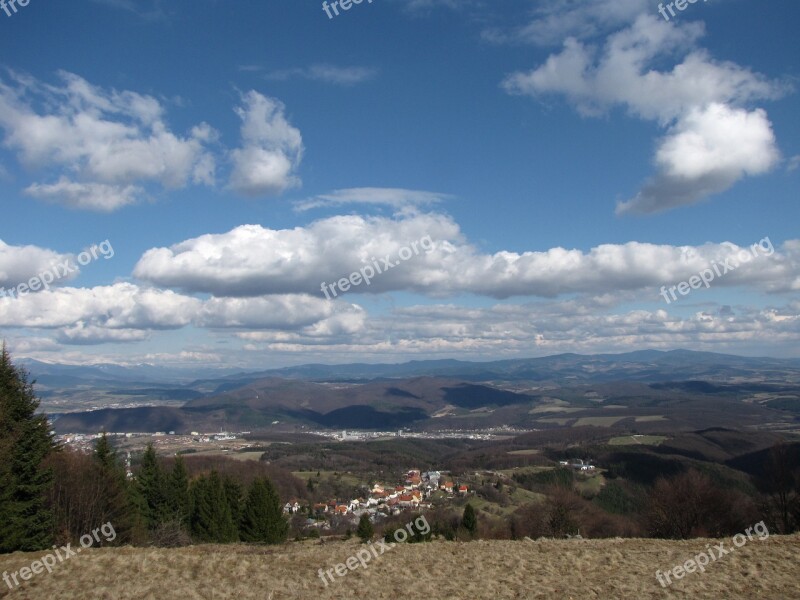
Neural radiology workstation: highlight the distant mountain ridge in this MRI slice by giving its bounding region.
[38,349,800,434]
[23,349,800,388]
[188,349,800,386]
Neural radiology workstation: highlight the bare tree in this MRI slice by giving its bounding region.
[760,443,799,534]
[647,470,733,539]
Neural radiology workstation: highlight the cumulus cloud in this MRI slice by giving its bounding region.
[617,104,780,214]
[198,295,337,330]
[0,283,200,330]
[133,212,800,299]
[0,72,308,208]
[228,91,304,196]
[133,213,457,296]
[502,15,787,214]
[0,240,76,290]
[0,280,361,345]
[24,178,143,212]
[0,70,216,211]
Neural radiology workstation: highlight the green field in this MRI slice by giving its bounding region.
[292,470,362,486]
[574,472,605,495]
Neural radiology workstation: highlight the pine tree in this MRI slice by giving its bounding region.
[164,455,190,528]
[239,477,288,544]
[356,513,374,543]
[94,433,116,470]
[136,443,167,530]
[0,344,55,553]
[92,433,132,544]
[224,477,243,531]
[461,503,478,539]
[189,471,238,543]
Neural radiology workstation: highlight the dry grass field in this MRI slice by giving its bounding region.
[1,535,799,600]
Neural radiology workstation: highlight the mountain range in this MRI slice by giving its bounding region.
[42,349,800,434]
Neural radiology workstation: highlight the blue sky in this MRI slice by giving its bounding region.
[0,0,798,368]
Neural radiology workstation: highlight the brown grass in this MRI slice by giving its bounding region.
[1,535,798,599]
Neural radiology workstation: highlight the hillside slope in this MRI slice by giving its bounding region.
[1,536,798,599]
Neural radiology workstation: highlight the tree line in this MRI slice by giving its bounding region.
[0,346,287,553]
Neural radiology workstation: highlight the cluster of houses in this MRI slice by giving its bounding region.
[559,458,596,471]
[284,470,470,523]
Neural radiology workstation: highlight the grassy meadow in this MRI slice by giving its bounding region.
[1,535,798,599]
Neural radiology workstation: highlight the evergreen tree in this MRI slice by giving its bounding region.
[461,503,478,538]
[239,477,288,544]
[94,433,116,470]
[224,477,243,531]
[92,433,132,544]
[0,345,55,552]
[189,471,238,543]
[164,455,191,528]
[356,513,374,543]
[136,443,167,530]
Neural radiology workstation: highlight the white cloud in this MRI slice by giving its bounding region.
[0,240,76,290]
[57,324,150,345]
[485,0,651,46]
[235,297,800,361]
[265,65,378,85]
[4,336,62,354]
[198,295,336,330]
[24,178,143,212]
[0,71,215,210]
[0,72,309,208]
[133,213,457,296]
[617,104,780,214]
[294,187,450,212]
[0,283,200,330]
[13,293,800,361]
[228,91,304,196]
[133,213,800,299]
[0,280,363,346]
[502,15,786,214]
[503,17,782,123]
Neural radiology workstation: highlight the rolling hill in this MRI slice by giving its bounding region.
[46,350,800,434]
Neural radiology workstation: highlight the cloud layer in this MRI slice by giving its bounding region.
[2,213,797,358]
[132,212,800,299]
